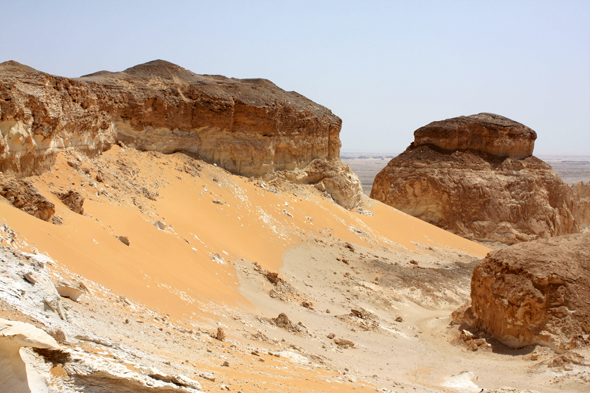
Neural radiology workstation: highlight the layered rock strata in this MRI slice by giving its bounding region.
[0,60,361,209]
[468,233,590,350]
[371,113,580,243]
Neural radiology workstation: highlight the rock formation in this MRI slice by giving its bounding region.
[571,181,590,230]
[371,113,580,243]
[467,233,590,351]
[0,60,362,209]
[0,318,61,393]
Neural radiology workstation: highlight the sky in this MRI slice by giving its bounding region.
[2,0,590,155]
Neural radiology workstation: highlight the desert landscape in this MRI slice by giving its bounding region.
[1,60,589,393]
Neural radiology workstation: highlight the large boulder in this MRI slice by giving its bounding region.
[468,233,590,351]
[371,113,580,243]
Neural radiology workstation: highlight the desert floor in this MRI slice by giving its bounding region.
[1,147,589,392]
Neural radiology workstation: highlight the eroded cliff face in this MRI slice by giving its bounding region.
[0,60,361,208]
[371,114,580,243]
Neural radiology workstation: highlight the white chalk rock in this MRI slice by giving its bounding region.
[0,318,60,393]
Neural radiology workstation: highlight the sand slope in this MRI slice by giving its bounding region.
[1,147,586,392]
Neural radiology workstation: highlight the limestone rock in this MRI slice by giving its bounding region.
[0,60,340,176]
[0,318,60,393]
[53,190,84,214]
[277,159,363,209]
[0,60,360,209]
[333,338,355,348]
[467,233,590,351]
[0,174,55,222]
[64,350,204,392]
[371,114,579,243]
[55,279,87,301]
[413,113,536,159]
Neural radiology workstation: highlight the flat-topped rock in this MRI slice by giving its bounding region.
[0,60,362,209]
[413,113,536,159]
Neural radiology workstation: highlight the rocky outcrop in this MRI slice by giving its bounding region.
[467,233,590,351]
[413,113,536,159]
[371,114,579,243]
[0,60,361,208]
[0,174,56,222]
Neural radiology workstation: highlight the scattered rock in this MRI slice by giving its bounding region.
[153,220,167,230]
[215,327,226,341]
[149,372,203,390]
[55,279,87,301]
[54,190,85,214]
[265,271,280,285]
[199,372,215,382]
[333,338,355,348]
[117,235,130,246]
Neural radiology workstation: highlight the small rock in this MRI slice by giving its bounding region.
[212,199,224,205]
[117,236,130,246]
[333,338,355,348]
[215,327,226,341]
[200,372,215,382]
[327,333,335,339]
[222,361,230,367]
[153,220,167,230]
[301,301,314,310]
[55,279,86,301]
[395,316,403,323]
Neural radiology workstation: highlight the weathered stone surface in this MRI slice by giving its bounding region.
[571,181,590,231]
[277,159,363,210]
[371,114,580,243]
[413,113,536,159]
[468,233,590,351]
[1,59,360,208]
[53,190,84,214]
[0,174,55,221]
[0,318,60,393]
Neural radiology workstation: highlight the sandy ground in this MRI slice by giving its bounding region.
[1,146,588,392]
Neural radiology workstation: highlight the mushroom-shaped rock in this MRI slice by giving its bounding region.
[371,113,579,243]
[0,318,60,393]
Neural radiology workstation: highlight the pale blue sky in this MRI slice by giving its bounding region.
[3,0,589,155]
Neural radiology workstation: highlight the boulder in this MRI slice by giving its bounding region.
[53,190,84,214]
[371,114,580,243]
[467,233,590,351]
[0,318,61,393]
